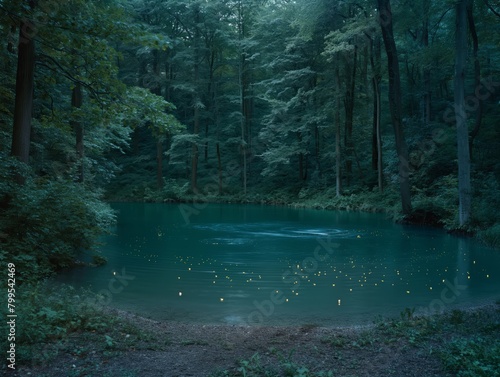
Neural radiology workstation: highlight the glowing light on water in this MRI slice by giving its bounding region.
[64,203,500,326]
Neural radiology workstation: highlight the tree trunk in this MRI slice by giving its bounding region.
[152,49,165,189]
[467,0,482,160]
[156,139,164,189]
[299,153,304,181]
[205,49,216,163]
[371,84,378,172]
[11,19,36,183]
[376,79,383,192]
[377,0,412,214]
[239,57,247,195]
[367,33,383,192]
[71,83,84,183]
[315,125,322,178]
[455,0,472,226]
[343,46,357,186]
[422,5,432,125]
[238,1,248,196]
[191,106,199,193]
[191,8,201,193]
[216,142,222,195]
[335,63,342,197]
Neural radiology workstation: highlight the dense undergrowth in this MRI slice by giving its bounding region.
[0,160,115,282]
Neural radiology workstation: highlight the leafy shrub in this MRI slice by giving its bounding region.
[472,173,500,228]
[411,174,458,227]
[477,223,500,249]
[0,159,115,281]
[440,338,500,377]
[0,282,116,365]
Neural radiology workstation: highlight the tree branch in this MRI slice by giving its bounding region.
[37,54,102,103]
[483,0,500,17]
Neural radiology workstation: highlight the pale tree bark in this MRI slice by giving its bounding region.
[216,142,223,194]
[377,0,412,214]
[335,62,342,197]
[191,7,201,193]
[455,0,472,226]
[237,0,248,196]
[466,0,482,160]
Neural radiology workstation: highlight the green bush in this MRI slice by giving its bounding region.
[0,282,115,365]
[440,338,500,377]
[0,160,115,281]
[477,223,500,249]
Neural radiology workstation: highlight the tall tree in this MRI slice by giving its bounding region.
[335,62,342,197]
[467,0,482,159]
[191,4,201,193]
[367,32,383,191]
[10,4,36,183]
[454,0,471,226]
[377,0,412,214]
[237,0,248,195]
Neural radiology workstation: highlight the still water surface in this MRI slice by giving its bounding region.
[58,203,500,326]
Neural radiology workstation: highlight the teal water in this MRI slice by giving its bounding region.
[58,203,500,326]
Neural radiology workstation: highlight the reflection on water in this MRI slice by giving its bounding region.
[57,203,500,326]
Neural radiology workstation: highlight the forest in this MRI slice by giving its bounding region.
[1,0,500,277]
[0,0,500,375]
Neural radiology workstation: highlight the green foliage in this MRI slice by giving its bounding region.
[0,0,499,246]
[474,173,500,226]
[143,179,190,202]
[0,0,187,282]
[440,338,500,377]
[237,353,278,377]
[122,87,185,138]
[0,159,115,280]
[400,307,416,321]
[110,0,500,247]
[233,351,334,377]
[0,282,117,365]
[92,254,108,266]
[320,334,348,348]
[477,223,500,249]
[449,309,466,325]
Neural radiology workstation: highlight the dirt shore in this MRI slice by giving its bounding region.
[11,303,500,377]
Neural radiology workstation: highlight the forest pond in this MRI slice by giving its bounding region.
[58,203,500,326]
